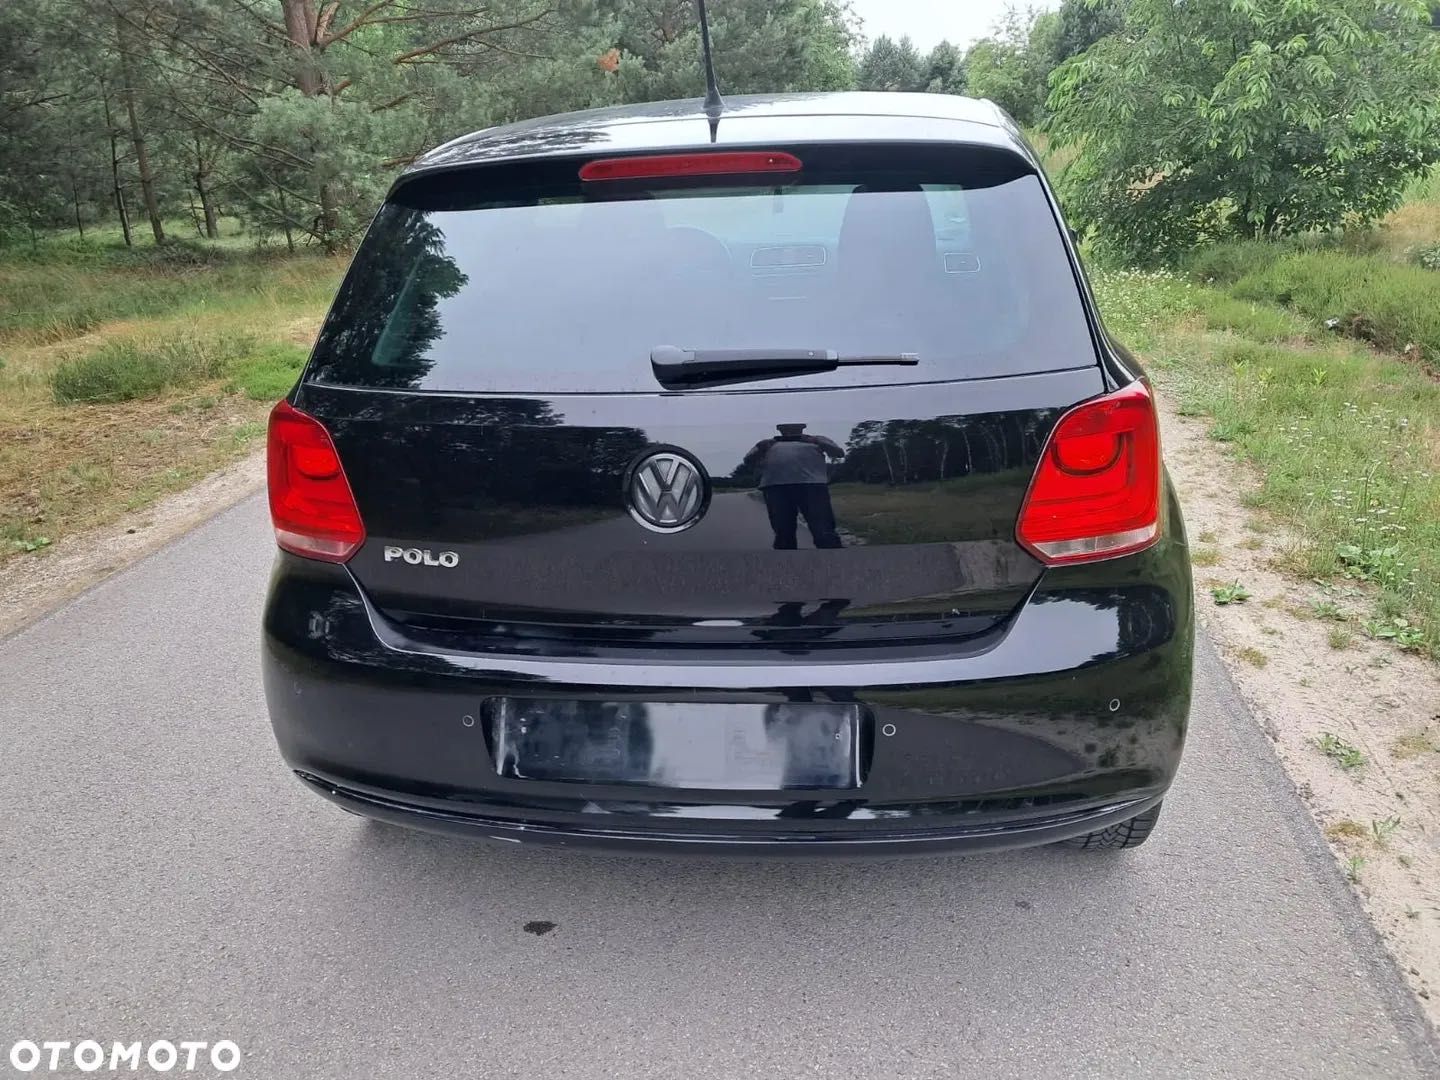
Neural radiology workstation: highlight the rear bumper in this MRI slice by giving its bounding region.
[297,772,1164,856]
[262,527,1193,855]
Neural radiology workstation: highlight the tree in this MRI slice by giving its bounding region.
[602,0,855,101]
[0,2,123,246]
[103,0,561,250]
[922,41,965,95]
[1048,0,1440,263]
[0,0,860,248]
[964,7,1059,125]
[112,5,164,243]
[856,35,924,92]
[1050,0,1123,65]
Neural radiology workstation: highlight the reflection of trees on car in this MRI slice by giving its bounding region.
[331,394,650,534]
[311,206,468,389]
[833,411,1059,486]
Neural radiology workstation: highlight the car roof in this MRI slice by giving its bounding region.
[401,92,1028,183]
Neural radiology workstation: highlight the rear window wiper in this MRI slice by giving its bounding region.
[651,346,919,388]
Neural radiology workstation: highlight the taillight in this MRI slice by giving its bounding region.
[579,151,802,182]
[1017,381,1162,565]
[266,401,365,563]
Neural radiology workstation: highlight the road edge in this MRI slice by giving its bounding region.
[0,449,265,642]
[1195,630,1440,1065]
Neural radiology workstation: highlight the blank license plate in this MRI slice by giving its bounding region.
[490,699,863,791]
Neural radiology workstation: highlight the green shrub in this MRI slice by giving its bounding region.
[225,342,309,401]
[51,334,255,403]
[1412,244,1440,272]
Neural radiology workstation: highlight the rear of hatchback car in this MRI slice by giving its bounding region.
[262,95,1193,855]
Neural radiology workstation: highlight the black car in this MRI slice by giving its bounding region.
[262,92,1193,855]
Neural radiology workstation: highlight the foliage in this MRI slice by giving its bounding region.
[855,34,925,92]
[1317,733,1366,770]
[922,41,967,95]
[855,35,965,95]
[1337,543,1411,589]
[1210,582,1252,605]
[1049,0,1440,264]
[1413,244,1440,271]
[1050,0,1124,64]
[964,8,1061,125]
[1363,616,1426,649]
[607,0,857,101]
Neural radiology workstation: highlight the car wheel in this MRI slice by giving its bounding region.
[1062,801,1163,850]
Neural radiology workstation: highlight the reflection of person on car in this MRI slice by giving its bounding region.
[743,423,845,550]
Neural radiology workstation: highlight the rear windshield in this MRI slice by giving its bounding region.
[308,144,1096,393]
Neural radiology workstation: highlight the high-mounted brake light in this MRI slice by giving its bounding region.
[1017,381,1162,565]
[267,401,366,563]
[579,151,802,182]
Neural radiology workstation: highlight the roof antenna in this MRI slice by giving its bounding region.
[696,0,724,141]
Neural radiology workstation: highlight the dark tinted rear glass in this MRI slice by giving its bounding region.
[308,143,1096,393]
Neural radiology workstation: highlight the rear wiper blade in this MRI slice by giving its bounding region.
[651,346,918,387]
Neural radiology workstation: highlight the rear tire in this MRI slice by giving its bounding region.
[1061,801,1162,850]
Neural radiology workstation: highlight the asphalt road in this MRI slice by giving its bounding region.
[2,495,1437,1080]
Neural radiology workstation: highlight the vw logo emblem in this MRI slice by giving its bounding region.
[625,448,710,533]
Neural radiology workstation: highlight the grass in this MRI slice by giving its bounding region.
[1391,731,1439,760]
[1378,167,1440,262]
[1235,645,1269,668]
[1326,819,1368,841]
[0,230,342,562]
[224,342,310,401]
[1371,816,1402,843]
[1187,240,1440,370]
[1316,732,1366,770]
[0,231,337,348]
[1199,293,1309,343]
[1190,546,1220,567]
[46,335,308,406]
[1093,262,1440,661]
[51,335,245,403]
